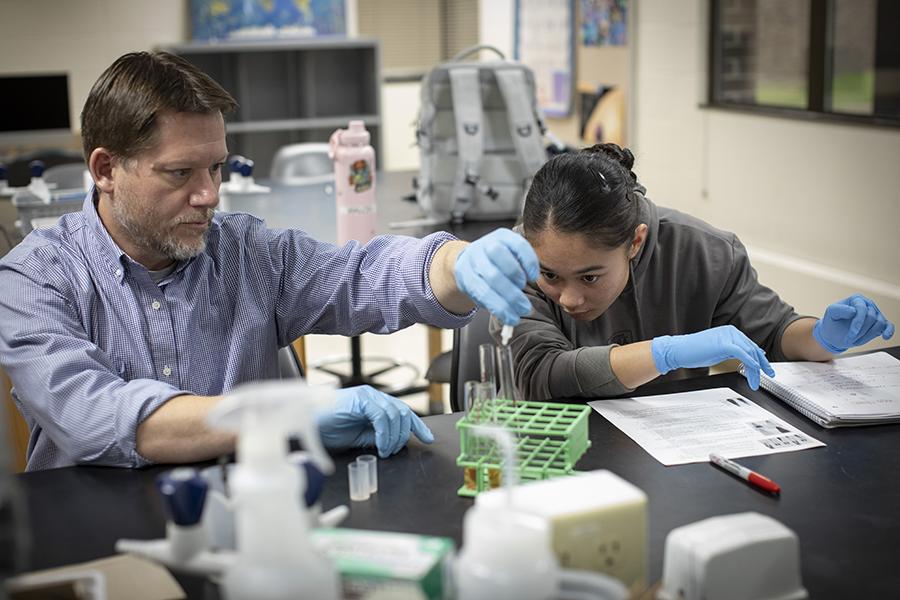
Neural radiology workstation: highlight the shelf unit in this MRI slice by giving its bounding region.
[164,38,381,176]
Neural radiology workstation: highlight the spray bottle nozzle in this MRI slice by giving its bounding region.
[207,381,337,475]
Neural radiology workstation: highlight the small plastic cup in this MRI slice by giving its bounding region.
[348,461,370,501]
[356,454,378,494]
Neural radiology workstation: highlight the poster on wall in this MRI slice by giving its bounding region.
[581,0,628,47]
[190,0,345,41]
[515,0,575,118]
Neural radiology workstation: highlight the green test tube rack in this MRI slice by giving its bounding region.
[455,399,592,497]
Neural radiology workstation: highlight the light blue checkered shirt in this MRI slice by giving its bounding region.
[0,192,468,470]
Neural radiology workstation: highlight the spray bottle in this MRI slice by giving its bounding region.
[329,120,377,245]
[455,425,559,600]
[116,381,342,600]
[211,381,341,600]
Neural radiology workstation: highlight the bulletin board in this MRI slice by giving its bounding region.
[514,0,576,118]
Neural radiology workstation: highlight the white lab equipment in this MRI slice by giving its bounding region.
[218,155,271,212]
[455,425,559,600]
[26,160,51,204]
[657,512,807,600]
[476,469,647,594]
[347,461,370,501]
[199,451,344,552]
[116,381,343,600]
[356,454,378,494]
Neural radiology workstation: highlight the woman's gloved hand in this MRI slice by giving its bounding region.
[454,228,539,326]
[812,294,895,354]
[651,325,776,390]
[316,385,434,458]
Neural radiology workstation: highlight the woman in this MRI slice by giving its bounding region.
[495,144,894,401]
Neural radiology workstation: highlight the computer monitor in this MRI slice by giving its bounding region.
[0,74,70,134]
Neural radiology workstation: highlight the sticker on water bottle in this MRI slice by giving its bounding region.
[349,159,372,192]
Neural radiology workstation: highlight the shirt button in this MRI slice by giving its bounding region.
[114,268,122,277]
[162,365,172,377]
[151,300,161,310]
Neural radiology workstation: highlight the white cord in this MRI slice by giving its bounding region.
[557,568,629,600]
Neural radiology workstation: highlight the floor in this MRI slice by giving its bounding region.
[303,325,455,416]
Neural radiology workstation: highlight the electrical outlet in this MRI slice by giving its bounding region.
[476,470,647,591]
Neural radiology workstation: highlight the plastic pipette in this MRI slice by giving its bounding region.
[500,324,513,346]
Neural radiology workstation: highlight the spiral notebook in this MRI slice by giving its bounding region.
[759,352,900,428]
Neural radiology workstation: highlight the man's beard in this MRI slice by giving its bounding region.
[111,187,213,263]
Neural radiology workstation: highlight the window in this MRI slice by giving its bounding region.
[709,0,900,126]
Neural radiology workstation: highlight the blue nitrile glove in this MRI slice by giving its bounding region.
[651,325,776,390]
[454,228,540,326]
[316,385,434,458]
[813,294,895,354]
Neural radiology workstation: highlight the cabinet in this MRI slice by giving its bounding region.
[165,39,381,176]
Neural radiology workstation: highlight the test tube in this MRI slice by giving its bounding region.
[479,342,496,386]
[496,343,521,407]
[356,454,378,494]
[348,461,370,501]
[464,380,500,491]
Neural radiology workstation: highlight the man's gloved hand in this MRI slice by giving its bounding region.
[454,228,540,326]
[651,325,776,390]
[813,294,895,354]
[316,385,434,458]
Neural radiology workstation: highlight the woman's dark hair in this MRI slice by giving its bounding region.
[522,143,641,249]
[81,51,238,162]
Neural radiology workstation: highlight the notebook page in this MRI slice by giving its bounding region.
[764,352,900,418]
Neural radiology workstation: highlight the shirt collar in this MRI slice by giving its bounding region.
[83,187,194,283]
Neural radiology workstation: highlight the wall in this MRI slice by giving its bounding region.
[0,0,187,154]
[546,44,631,146]
[632,0,900,348]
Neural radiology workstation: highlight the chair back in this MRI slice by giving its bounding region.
[278,344,305,379]
[43,162,87,190]
[269,143,333,185]
[449,308,495,412]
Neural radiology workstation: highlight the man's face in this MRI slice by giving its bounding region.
[99,110,228,270]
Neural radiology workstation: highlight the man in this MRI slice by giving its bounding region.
[0,51,539,471]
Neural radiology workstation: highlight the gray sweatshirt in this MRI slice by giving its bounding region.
[491,190,804,401]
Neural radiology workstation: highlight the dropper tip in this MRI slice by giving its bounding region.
[500,324,513,346]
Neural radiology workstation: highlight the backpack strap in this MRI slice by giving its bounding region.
[448,67,484,223]
[494,68,547,180]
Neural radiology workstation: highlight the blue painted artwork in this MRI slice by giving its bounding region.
[581,0,627,47]
[191,0,345,41]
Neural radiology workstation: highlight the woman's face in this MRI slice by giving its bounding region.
[530,226,646,321]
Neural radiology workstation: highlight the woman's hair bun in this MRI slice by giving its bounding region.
[581,143,636,182]
[581,143,634,171]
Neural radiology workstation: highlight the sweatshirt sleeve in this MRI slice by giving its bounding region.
[712,235,805,362]
[489,285,633,401]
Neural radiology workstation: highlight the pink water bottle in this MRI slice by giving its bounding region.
[329,120,377,245]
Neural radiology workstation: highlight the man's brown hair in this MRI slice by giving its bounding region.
[80,51,237,162]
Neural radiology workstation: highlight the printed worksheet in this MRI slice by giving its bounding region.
[589,387,825,466]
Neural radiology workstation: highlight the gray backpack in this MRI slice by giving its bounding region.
[415,45,549,224]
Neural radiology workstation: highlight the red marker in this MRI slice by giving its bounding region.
[709,453,781,495]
